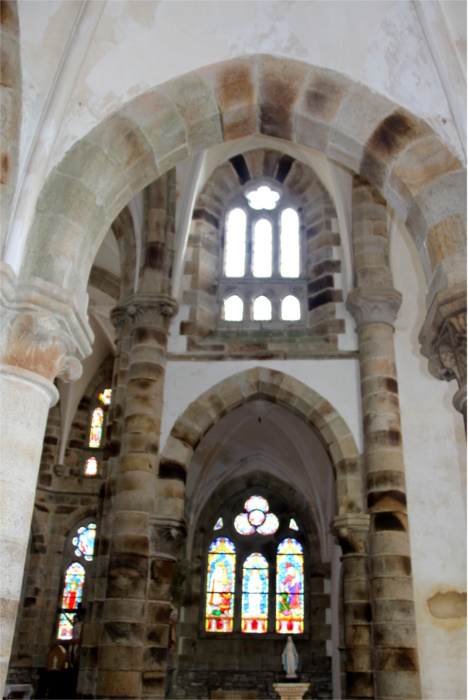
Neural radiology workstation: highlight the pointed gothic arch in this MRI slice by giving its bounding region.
[159,366,363,517]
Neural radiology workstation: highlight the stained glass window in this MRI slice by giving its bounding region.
[276,538,304,634]
[89,406,104,448]
[242,553,268,633]
[98,388,112,406]
[73,523,96,561]
[234,496,279,536]
[206,538,236,633]
[58,562,85,640]
[289,518,299,531]
[84,456,98,477]
[214,518,223,531]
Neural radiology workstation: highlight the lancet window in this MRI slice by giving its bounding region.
[204,494,305,635]
[83,386,112,477]
[219,181,306,326]
[57,521,96,640]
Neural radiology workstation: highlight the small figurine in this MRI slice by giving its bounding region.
[282,635,298,678]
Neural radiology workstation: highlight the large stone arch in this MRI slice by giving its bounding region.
[159,365,364,517]
[20,55,465,314]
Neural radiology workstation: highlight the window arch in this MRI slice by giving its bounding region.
[219,181,305,326]
[57,521,96,640]
[82,386,112,477]
[204,494,306,635]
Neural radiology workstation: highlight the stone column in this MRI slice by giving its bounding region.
[0,310,82,692]
[95,293,178,700]
[78,305,131,698]
[332,514,373,699]
[347,288,421,700]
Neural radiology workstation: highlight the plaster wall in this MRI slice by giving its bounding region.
[161,357,362,452]
[16,0,464,187]
[391,215,467,700]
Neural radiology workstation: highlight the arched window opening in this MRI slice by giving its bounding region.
[224,208,246,277]
[281,295,301,321]
[280,208,300,278]
[57,521,96,640]
[276,538,304,634]
[219,180,305,326]
[242,553,269,633]
[89,407,104,448]
[83,386,112,474]
[253,296,272,321]
[84,456,98,477]
[252,219,272,278]
[206,537,236,632]
[224,295,243,322]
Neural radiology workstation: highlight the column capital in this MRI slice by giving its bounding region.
[110,305,128,339]
[346,287,402,328]
[1,262,93,383]
[124,293,178,330]
[419,284,466,405]
[331,513,370,555]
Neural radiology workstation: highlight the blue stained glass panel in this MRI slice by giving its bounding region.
[242,552,268,633]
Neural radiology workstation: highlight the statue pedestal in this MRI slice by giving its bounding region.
[273,682,309,700]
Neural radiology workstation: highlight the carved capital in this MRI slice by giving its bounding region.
[150,514,187,559]
[331,514,370,555]
[420,284,467,401]
[125,294,178,331]
[110,305,128,339]
[2,311,82,382]
[346,288,402,328]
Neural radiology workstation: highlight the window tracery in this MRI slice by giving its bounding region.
[204,494,305,635]
[219,181,305,327]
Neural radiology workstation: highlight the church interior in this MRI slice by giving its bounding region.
[0,2,466,699]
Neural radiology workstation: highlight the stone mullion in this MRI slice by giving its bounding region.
[95,295,177,700]
[332,514,373,699]
[347,290,421,700]
[78,307,131,698]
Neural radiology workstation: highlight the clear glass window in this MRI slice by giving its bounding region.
[224,295,243,322]
[252,219,272,278]
[281,295,301,321]
[224,208,246,277]
[253,296,272,321]
[280,209,300,278]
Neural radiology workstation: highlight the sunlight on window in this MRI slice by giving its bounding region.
[253,296,272,321]
[252,219,272,278]
[245,185,280,211]
[224,295,243,321]
[282,295,301,321]
[280,208,300,278]
[225,208,246,277]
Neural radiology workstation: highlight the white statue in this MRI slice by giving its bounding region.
[282,636,298,678]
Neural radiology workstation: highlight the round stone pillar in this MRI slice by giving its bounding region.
[332,514,373,699]
[347,288,421,700]
[96,294,178,700]
[0,310,82,693]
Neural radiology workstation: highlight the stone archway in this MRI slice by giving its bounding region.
[19,55,465,313]
[159,365,364,517]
